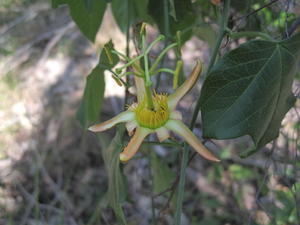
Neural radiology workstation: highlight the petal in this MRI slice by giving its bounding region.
[133,64,145,103]
[120,127,151,162]
[125,120,138,136]
[156,127,170,142]
[168,61,203,110]
[170,110,182,120]
[88,111,135,132]
[165,120,220,162]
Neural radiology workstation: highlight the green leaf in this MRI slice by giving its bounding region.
[200,33,300,156]
[76,40,119,128]
[231,0,262,12]
[273,189,297,224]
[52,0,107,42]
[100,126,127,225]
[168,0,176,20]
[148,0,196,42]
[228,164,254,181]
[151,152,176,194]
[51,0,64,8]
[111,0,150,33]
[198,218,220,225]
[195,23,217,48]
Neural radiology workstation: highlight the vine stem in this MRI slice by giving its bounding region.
[190,0,231,128]
[163,0,171,39]
[174,1,231,224]
[148,153,157,225]
[228,30,274,41]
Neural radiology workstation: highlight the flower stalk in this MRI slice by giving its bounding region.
[142,33,155,110]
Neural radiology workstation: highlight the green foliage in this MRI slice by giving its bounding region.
[100,126,127,225]
[111,0,150,33]
[258,185,299,225]
[195,24,217,48]
[198,217,220,225]
[151,152,176,194]
[148,0,196,42]
[231,0,263,12]
[2,73,19,90]
[76,41,119,128]
[200,32,300,156]
[229,164,254,181]
[52,0,107,42]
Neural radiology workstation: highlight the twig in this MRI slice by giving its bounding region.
[0,2,49,38]
[36,22,75,68]
[284,0,291,38]
[292,107,300,223]
[233,0,281,22]
[148,154,157,225]
[0,22,74,76]
[18,183,73,223]
[155,152,197,219]
[18,184,36,225]
[143,141,183,148]
[0,12,37,37]
[246,143,277,225]
[284,16,300,38]
[153,152,196,199]
[32,149,76,214]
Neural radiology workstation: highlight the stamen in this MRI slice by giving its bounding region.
[133,93,169,129]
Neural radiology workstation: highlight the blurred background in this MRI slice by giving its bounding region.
[0,0,300,225]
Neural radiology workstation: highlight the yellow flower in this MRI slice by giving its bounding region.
[89,61,220,163]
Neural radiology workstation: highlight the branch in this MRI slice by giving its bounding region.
[284,16,300,38]
[233,0,280,22]
[0,21,74,76]
[154,152,197,217]
[36,22,75,68]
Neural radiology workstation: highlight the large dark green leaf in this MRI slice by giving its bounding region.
[52,0,107,42]
[111,0,150,33]
[148,0,196,42]
[100,126,127,225]
[76,41,119,128]
[200,33,300,156]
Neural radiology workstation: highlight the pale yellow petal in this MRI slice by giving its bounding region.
[120,127,151,162]
[134,76,145,103]
[168,61,203,110]
[170,110,182,120]
[133,62,145,103]
[88,111,134,132]
[165,120,220,162]
[125,120,138,136]
[156,127,170,142]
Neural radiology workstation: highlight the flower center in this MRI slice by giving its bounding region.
[133,93,169,129]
